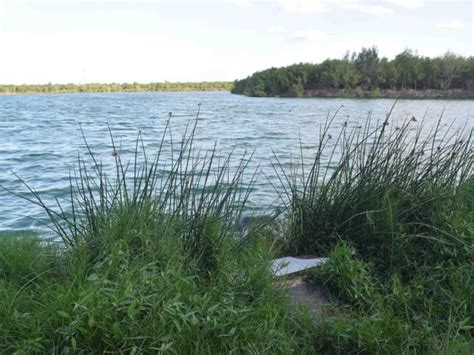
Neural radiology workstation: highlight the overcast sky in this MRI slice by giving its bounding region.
[0,0,472,84]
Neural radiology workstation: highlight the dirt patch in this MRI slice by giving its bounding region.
[281,277,330,317]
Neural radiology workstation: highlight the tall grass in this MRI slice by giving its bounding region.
[282,105,472,269]
[10,111,259,272]
[0,113,317,353]
[279,104,473,353]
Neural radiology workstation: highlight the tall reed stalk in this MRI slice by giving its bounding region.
[9,110,257,272]
[278,104,473,273]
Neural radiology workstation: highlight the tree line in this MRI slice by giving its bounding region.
[0,82,232,94]
[231,47,474,97]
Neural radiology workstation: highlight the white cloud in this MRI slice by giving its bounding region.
[293,29,327,42]
[342,3,393,15]
[236,0,426,14]
[234,0,255,8]
[276,0,328,13]
[386,0,425,9]
[435,20,465,30]
[265,25,287,33]
[234,0,328,12]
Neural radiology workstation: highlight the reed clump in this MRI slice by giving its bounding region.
[0,115,314,353]
[280,105,473,353]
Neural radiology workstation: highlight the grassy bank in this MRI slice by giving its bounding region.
[0,109,472,353]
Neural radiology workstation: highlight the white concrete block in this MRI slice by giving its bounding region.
[271,256,328,277]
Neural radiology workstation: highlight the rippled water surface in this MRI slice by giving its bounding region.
[0,92,472,232]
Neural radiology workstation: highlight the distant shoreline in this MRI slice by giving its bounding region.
[231,48,474,100]
[303,88,473,100]
[2,87,473,100]
[0,89,231,96]
[232,88,474,100]
[0,82,232,95]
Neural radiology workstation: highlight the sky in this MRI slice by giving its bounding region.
[0,0,472,84]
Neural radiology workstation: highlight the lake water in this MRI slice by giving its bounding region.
[0,91,472,233]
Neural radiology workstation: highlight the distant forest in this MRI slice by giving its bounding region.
[0,81,232,94]
[231,47,474,97]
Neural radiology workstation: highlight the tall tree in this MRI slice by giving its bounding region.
[440,52,465,89]
[355,46,380,90]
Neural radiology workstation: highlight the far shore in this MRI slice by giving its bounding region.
[237,88,474,100]
[0,89,230,96]
[2,88,473,100]
[301,88,473,100]
[0,82,233,95]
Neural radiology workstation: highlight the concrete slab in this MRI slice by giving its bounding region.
[271,256,328,277]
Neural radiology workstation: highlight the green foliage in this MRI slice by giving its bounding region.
[283,111,473,265]
[0,117,315,352]
[355,46,381,90]
[0,81,232,94]
[310,243,380,309]
[289,81,304,97]
[310,240,474,353]
[278,109,474,353]
[0,232,62,286]
[232,47,474,97]
[0,235,316,353]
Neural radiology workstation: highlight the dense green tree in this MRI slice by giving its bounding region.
[453,57,474,90]
[231,47,473,97]
[393,49,418,89]
[355,46,380,90]
[418,58,440,89]
[379,58,397,89]
[440,52,465,89]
